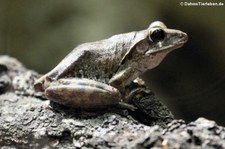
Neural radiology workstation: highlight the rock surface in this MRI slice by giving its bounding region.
[0,55,224,149]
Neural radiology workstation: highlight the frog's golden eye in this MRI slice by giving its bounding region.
[149,28,166,43]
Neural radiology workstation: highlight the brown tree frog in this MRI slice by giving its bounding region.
[34,21,188,109]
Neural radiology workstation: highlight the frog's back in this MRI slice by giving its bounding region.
[47,31,137,83]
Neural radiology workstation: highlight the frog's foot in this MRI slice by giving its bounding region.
[117,102,137,111]
[45,78,121,109]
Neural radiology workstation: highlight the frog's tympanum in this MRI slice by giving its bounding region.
[34,21,188,108]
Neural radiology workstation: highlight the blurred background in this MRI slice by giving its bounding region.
[0,0,225,125]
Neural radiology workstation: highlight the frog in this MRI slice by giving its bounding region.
[34,21,188,109]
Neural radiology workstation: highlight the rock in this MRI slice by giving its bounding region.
[137,118,225,149]
[0,55,224,149]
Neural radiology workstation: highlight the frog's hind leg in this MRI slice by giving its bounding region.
[45,78,121,108]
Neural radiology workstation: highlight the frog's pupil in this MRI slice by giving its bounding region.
[150,28,165,43]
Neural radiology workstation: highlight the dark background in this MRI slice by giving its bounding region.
[1,0,225,125]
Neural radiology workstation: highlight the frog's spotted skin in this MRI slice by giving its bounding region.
[34,21,188,108]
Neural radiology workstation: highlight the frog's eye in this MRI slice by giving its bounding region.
[149,28,166,43]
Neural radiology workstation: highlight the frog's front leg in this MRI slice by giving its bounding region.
[45,78,121,108]
[109,67,139,93]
